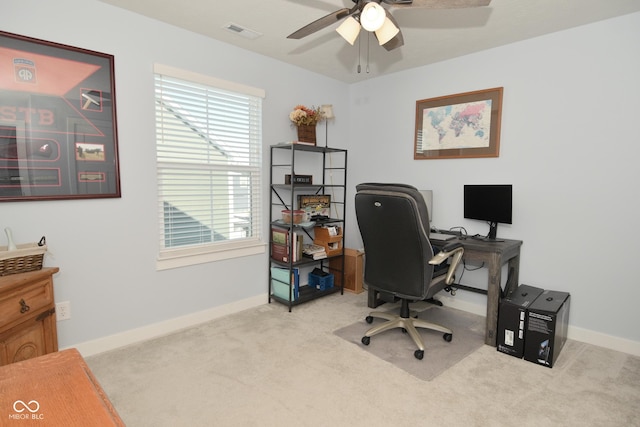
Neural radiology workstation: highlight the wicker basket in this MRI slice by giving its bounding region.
[0,242,47,276]
[297,124,317,145]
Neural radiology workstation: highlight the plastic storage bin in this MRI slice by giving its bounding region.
[308,271,334,291]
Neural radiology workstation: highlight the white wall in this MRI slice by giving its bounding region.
[1,0,350,350]
[3,0,639,354]
[346,12,640,347]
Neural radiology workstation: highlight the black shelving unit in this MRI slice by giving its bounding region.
[268,143,348,311]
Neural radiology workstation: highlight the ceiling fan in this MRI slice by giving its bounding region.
[287,0,492,51]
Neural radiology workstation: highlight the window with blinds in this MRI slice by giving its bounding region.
[154,64,265,268]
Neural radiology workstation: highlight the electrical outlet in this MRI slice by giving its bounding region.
[56,301,71,321]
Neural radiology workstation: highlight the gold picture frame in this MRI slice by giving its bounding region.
[414,87,503,160]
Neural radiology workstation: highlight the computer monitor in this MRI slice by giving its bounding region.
[463,184,512,240]
[418,190,433,223]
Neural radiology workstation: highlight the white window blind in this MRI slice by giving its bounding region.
[154,65,264,268]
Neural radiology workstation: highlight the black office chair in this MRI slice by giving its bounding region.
[355,183,464,360]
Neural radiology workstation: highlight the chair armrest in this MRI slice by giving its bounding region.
[428,243,464,285]
[428,242,463,265]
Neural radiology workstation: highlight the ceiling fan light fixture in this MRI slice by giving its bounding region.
[375,17,399,45]
[336,16,361,45]
[360,2,386,32]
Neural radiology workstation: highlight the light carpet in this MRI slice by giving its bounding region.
[86,292,640,427]
[334,305,485,381]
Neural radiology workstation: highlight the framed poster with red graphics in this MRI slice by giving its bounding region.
[0,31,120,202]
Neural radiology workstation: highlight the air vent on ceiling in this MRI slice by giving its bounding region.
[223,23,262,40]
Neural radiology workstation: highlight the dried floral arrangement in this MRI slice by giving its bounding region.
[289,105,325,126]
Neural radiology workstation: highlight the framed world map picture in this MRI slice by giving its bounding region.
[414,87,503,160]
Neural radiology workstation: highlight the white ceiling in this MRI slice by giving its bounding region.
[98,0,640,84]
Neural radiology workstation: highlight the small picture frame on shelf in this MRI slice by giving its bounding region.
[298,194,330,221]
[284,174,313,185]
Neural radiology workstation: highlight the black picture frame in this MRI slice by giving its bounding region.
[0,31,120,202]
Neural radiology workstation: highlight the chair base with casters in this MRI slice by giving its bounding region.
[360,243,463,360]
[361,296,454,360]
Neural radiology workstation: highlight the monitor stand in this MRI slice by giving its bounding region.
[471,222,504,242]
[488,221,498,240]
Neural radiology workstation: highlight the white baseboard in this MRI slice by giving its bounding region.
[68,294,267,358]
[439,295,487,317]
[69,293,640,358]
[566,326,640,356]
[439,295,640,357]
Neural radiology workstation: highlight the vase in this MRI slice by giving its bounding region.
[296,124,317,145]
[5,227,17,251]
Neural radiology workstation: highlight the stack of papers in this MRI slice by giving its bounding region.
[303,243,327,260]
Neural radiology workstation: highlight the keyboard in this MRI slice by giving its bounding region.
[429,232,456,242]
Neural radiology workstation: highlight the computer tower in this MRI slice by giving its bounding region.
[497,284,544,358]
[523,290,571,368]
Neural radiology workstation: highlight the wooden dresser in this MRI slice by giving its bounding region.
[0,267,59,366]
[0,348,125,426]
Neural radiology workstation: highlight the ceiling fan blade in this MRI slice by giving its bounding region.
[287,8,352,39]
[389,0,491,9]
[381,12,404,51]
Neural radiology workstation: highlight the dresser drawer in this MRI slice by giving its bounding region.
[0,278,54,328]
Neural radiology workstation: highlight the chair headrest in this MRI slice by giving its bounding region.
[356,182,430,227]
[356,183,418,193]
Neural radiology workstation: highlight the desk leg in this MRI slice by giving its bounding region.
[485,254,501,346]
[505,255,520,296]
[368,288,385,308]
[368,287,377,308]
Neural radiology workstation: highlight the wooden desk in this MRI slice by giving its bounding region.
[367,237,523,347]
[0,348,124,426]
[453,238,522,346]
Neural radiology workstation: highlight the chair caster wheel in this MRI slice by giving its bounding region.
[362,336,370,346]
[425,297,443,307]
[443,333,453,342]
[414,350,424,360]
[365,316,373,324]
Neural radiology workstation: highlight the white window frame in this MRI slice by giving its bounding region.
[154,64,266,270]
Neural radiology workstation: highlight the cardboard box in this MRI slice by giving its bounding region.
[329,248,364,294]
[313,226,343,257]
[313,226,342,242]
[523,290,571,368]
[497,284,544,358]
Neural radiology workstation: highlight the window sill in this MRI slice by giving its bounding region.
[157,239,266,271]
